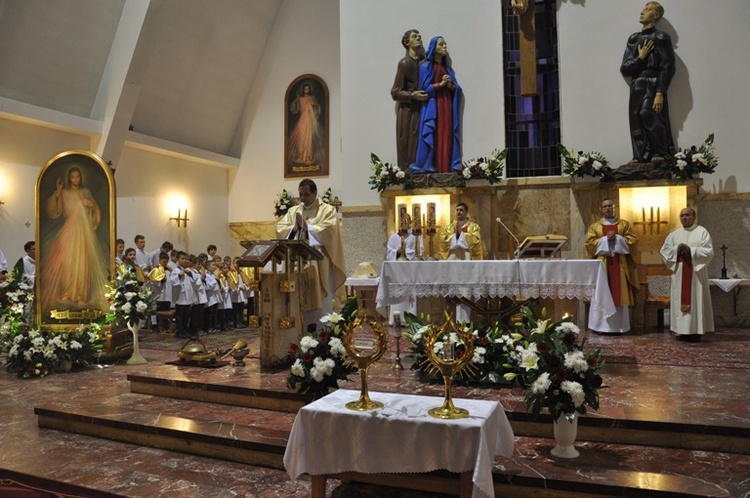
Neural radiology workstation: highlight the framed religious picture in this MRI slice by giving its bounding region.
[284,74,329,178]
[35,150,116,330]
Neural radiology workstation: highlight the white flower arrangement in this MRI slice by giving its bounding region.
[459,148,506,185]
[660,134,718,181]
[273,189,297,218]
[368,153,412,192]
[286,298,359,403]
[105,264,156,328]
[559,144,613,180]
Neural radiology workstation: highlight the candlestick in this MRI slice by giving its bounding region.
[720,244,728,279]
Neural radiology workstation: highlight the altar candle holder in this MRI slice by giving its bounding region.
[421,313,476,419]
[392,313,404,371]
[342,314,389,411]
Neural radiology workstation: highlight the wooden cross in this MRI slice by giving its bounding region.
[512,0,537,96]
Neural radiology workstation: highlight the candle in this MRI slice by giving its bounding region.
[443,340,454,360]
[427,202,437,234]
[398,203,408,234]
[412,204,422,233]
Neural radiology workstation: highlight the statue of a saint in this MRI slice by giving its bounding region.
[390,29,427,168]
[620,2,676,163]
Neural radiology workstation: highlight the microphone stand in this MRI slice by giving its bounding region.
[497,217,520,259]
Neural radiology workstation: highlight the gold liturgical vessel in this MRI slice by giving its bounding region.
[422,314,476,419]
[342,314,388,411]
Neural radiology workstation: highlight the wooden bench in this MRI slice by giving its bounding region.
[155,310,176,337]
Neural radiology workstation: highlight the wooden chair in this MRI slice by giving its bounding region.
[642,265,672,330]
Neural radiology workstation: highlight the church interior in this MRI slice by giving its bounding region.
[1,0,750,496]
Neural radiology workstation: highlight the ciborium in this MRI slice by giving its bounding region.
[422,314,476,419]
[342,314,389,411]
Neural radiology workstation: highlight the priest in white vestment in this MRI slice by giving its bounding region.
[276,179,346,326]
[659,208,714,339]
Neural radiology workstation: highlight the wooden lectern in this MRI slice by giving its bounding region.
[515,235,568,259]
[239,239,324,368]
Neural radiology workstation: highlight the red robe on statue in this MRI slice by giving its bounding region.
[431,63,454,173]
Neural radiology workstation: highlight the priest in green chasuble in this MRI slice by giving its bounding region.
[275,179,346,324]
[585,199,639,334]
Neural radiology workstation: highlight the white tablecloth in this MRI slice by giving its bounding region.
[345,277,380,288]
[709,278,747,293]
[284,389,514,498]
[375,260,615,326]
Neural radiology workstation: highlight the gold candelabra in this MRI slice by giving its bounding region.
[342,314,389,411]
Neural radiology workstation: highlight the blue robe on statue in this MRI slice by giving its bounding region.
[410,36,463,174]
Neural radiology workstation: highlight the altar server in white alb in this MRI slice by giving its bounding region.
[660,207,714,340]
[385,213,423,325]
[386,213,424,262]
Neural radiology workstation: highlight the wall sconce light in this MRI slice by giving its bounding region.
[632,206,668,234]
[169,209,189,228]
[0,200,4,205]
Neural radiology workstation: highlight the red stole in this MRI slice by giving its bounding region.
[603,224,622,307]
[678,252,693,312]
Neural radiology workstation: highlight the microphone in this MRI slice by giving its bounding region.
[496,217,520,259]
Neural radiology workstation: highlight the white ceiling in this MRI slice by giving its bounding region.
[0,0,282,158]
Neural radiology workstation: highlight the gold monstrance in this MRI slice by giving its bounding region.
[422,314,477,419]
[342,314,388,411]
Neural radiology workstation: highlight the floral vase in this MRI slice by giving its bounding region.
[571,175,600,184]
[56,359,72,373]
[126,322,148,365]
[551,413,579,458]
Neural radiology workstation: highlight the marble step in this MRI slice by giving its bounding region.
[127,372,305,413]
[34,400,746,497]
[34,402,289,470]
[127,371,750,455]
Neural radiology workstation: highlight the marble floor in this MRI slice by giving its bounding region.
[2,325,750,497]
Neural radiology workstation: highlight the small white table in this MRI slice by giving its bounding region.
[709,278,750,315]
[284,389,514,498]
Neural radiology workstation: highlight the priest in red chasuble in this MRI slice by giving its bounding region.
[659,208,714,340]
[275,179,346,325]
[585,199,639,334]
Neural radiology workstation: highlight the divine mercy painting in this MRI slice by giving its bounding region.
[36,150,115,330]
[284,74,329,178]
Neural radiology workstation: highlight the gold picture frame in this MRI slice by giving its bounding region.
[35,150,116,331]
[284,74,329,178]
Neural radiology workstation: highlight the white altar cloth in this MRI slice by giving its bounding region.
[375,260,615,327]
[709,278,747,293]
[284,389,514,498]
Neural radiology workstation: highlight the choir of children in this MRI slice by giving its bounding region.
[117,240,254,339]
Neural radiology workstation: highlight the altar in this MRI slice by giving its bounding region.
[376,260,616,330]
